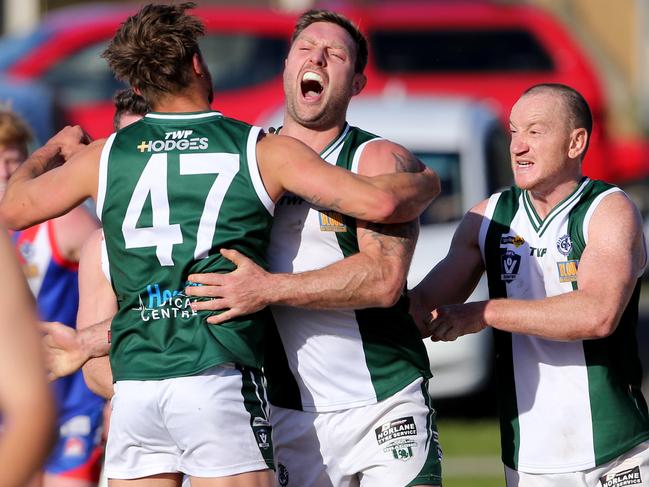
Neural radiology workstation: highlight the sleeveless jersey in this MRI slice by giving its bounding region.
[12,222,105,417]
[264,124,432,412]
[479,178,649,473]
[97,111,274,381]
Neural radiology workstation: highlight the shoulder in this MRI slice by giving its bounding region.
[357,138,420,177]
[587,189,643,236]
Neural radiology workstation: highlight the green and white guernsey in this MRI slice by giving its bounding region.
[264,123,432,413]
[97,111,274,381]
[479,177,649,473]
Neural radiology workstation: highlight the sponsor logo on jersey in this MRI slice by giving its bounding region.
[132,282,199,322]
[529,246,547,257]
[375,416,418,461]
[63,437,86,458]
[557,260,579,283]
[17,241,40,278]
[600,465,642,486]
[500,249,521,283]
[278,463,289,487]
[137,130,208,153]
[501,235,525,247]
[556,234,573,256]
[319,210,347,232]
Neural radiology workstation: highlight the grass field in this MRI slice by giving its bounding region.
[437,418,503,486]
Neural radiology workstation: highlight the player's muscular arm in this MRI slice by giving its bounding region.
[0,133,102,230]
[258,134,440,224]
[410,201,487,337]
[188,141,425,322]
[429,192,646,342]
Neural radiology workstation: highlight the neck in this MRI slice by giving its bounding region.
[151,87,211,113]
[280,117,347,153]
[527,176,583,219]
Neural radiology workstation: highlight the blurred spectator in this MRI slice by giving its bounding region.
[0,109,104,487]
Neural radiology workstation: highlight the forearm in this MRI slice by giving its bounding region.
[0,144,61,228]
[484,289,624,340]
[374,168,440,224]
[266,252,402,310]
[79,318,112,359]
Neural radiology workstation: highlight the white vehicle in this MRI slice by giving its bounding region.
[263,95,511,399]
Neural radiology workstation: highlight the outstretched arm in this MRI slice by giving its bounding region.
[429,192,646,341]
[0,126,102,230]
[409,201,487,337]
[188,140,422,323]
[257,134,440,224]
[0,228,56,485]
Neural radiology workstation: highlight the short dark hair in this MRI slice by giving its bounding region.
[102,2,204,105]
[113,89,150,130]
[291,9,368,75]
[523,83,593,147]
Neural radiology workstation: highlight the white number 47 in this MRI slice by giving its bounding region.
[121,152,239,266]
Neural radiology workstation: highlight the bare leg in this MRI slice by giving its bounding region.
[109,473,182,487]
[190,469,275,487]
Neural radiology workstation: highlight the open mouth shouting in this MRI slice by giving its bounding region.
[301,71,325,101]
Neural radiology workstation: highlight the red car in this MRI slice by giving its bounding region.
[3,1,648,183]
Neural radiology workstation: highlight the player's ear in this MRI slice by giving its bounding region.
[352,73,366,97]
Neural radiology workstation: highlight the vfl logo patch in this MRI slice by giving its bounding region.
[277,463,289,487]
[500,250,521,283]
[501,235,525,247]
[557,260,579,283]
[375,416,418,461]
[319,210,347,232]
[600,465,642,486]
[556,234,573,256]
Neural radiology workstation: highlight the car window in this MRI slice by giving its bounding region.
[371,29,554,73]
[417,152,462,224]
[42,33,288,105]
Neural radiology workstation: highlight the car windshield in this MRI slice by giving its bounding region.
[371,29,554,73]
[417,152,462,224]
[42,33,288,105]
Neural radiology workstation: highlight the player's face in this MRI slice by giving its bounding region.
[509,92,578,193]
[0,144,25,199]
[283,21,365,129]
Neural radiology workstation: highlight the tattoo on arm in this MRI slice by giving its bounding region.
[392,152,425,173]
[362,220,419,259]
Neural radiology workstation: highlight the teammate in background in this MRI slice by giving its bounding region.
[185,10,443,486]
[0,109,104,487]
[411,83,649,486]
[0,3,438,485]
[112,89,150,131]
[0,227,56,487]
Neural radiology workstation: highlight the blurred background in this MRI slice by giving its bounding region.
[0,1,647,485]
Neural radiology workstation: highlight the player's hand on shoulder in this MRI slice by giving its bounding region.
[48,125,92,161]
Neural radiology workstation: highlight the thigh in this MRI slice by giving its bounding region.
[351,379,442,487]
[505,465,586,487]
[190,469,275,487]
[105,380,181,480]
[165,365,274,478]
[586,440,649,487]
[271,406,343,487]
